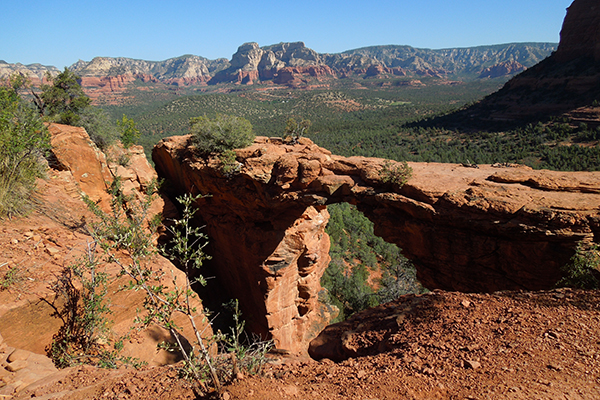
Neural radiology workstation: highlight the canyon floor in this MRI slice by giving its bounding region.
[1,167,600,399]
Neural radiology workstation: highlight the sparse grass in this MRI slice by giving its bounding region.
[0,264,23,291]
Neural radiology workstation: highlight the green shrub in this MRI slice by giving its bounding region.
[190,114,254,155]
[37,68,91,126]
[380,160,412,187]
[218,149,240,177]
[78,107,119,150]
[284,117,311,142]
[117,114,140,148]
[0,86,49,218]
[557,242,600,289]
[48,255,117,368]
[0,265,23,290]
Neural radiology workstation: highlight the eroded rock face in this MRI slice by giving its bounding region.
[47,124,113,207]
[556,0,600,62]
[153,135,600,353]
[48,123,167,215]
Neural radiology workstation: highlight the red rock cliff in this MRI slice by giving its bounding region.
[556,0,600,62]
[453,0,600,122]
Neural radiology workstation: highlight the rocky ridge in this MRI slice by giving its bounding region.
[1,41,556,101]
[70,41,555,90]
[153,134,600,354]
[0,60,59,85]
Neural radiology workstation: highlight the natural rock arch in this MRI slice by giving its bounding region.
[153,135,600,354]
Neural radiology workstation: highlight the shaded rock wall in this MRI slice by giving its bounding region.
[153,135,600,353]
[556,0,600,62]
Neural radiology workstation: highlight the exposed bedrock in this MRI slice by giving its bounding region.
[153,136,600,353]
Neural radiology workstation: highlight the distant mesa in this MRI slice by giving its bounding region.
[478,61,527,79]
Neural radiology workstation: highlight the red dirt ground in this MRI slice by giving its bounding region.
[8,288,600,400]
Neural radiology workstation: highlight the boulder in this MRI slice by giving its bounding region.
[47,124,113,208]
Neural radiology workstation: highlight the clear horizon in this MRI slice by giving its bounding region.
[2,0,573,69]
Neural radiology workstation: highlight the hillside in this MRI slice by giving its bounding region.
[337,42,556,78]
[430,0,600,127]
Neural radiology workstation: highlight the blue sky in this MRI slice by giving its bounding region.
[2,0,573,69]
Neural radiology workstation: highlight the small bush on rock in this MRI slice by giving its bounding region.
[379,160,412,187]
[557,242,600,289]
[190,114,254,155]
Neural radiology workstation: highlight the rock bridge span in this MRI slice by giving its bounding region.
[153,135,600,354]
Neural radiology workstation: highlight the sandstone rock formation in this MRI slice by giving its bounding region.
[47,123,166,215]
[208,42,335,86]
[0,124,210,388]
[0,334,58,396]
[555,0,600,62]
[47,124,113,207]
[153,135,600,353]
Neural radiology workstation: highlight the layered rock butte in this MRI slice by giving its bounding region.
[1,41,556,105]
[153,135,600,354]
